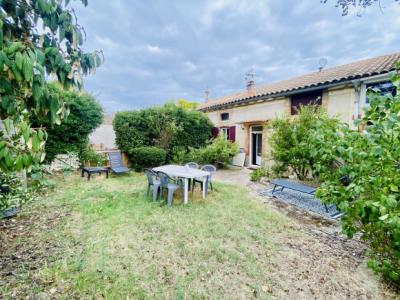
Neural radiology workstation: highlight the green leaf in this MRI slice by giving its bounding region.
[390,184,399,192]
[36,49,45,65]
[379,214,389,221]
[15,52,23,70]
[3,118,12,134]
[15,156,23,171]
[32,134,40,152]
[23,55,33,82]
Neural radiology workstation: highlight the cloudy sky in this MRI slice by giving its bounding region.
[73,0,400,113]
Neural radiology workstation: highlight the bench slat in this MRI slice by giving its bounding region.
[271,179,316,194]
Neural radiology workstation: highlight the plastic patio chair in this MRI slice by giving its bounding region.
[192,164,216,195]
[107,152,130,174]
[144,169,161,201]
[157,171,184,206]
[185,162,199,169]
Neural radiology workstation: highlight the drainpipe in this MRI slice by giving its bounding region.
[352,80,361,127]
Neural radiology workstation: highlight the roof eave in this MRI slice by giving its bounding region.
[199,70,394,112]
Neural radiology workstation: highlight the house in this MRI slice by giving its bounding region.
[199,52,400,168]
[89,114,117,151]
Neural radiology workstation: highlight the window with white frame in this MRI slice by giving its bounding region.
[220,127,230,140]
[362,80,396,107]
[366,81,396,102]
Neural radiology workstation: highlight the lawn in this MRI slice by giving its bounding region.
[1,173,295,299]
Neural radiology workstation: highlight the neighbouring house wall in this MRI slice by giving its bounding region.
[89,124,116,150]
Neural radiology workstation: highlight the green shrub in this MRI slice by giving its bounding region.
[171,136,239,167]
[201,135,239,167]
[0,173,34,212]
[113,103,213,158]
[317,70,400,283]
[31,83,103,164]
[29,165,56,193]
[270,105,340,180]
[81,148,105,167]
[250,167,271,182]
[128,147,167,171]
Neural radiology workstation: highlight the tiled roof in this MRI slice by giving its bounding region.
[199,52,400,111]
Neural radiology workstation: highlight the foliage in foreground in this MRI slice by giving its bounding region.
[128,146,167,171]
[317,71,400,283]
[113,103,213,158]
[0,0,101,172]
[31,84,103,163]
[269,105,340,180]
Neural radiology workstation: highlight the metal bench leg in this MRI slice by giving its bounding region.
[272,185,277,194]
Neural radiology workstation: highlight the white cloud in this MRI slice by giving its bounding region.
[184,61,198,72]
[146,44,167,54]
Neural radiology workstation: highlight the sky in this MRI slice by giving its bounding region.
[73,0,400,113]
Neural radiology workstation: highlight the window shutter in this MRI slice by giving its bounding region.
[229,126,236,142]
[211,127,220,138]
[291,90,323,115]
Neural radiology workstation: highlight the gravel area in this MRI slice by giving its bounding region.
[259,188,341,219]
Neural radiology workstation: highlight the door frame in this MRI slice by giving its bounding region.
[249,125,263,167]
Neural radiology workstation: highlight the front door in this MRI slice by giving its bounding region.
[250,126,263,166]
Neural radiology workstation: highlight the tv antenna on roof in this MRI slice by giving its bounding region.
[318,58,328,72]
[245,68,255,82]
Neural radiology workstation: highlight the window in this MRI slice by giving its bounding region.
[365,81,396,103]
[291,90,323,115]
[220,127,230,140]
[221,112,230,121]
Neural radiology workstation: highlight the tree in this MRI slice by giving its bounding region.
[0,0,102,172]
[31,83,103,163]
[322,0,400,15]
[176,99,199,110]
[317,69,400,283]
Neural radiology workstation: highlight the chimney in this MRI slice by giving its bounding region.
[247,79,255,96]
[245,69,255,96]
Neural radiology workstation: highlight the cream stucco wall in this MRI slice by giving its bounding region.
[205,86,355,166]
[326,87,354,125]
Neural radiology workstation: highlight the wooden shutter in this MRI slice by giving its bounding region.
[291,90,323,115]
[211,127,220,138]
[229,126,236,142]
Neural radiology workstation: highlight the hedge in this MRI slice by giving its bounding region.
[113,104,213,158]
[128,147,167,171]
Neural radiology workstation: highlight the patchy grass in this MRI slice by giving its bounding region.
[1,173,294,299]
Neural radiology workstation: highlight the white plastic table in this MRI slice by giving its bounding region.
[153,164,210,204]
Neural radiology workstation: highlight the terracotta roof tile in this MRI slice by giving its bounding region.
[199,52,400,111]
